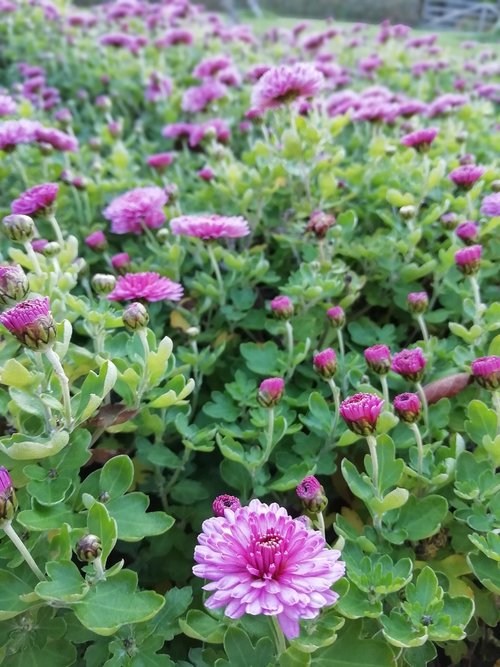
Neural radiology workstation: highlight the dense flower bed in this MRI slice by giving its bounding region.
[0,1,499,665]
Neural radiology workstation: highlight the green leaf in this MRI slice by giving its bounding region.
[18,502,84,532]
[72,570,164,636]
[268,462,312,492]
[341,459,373,501]
[218,626,274,667]
[147,586,193,641]
[178,610,225,644]
[87,502,117,565]
[334,579,383,619]
[0,571,35,620]
[384,495,448,544]
[409,567,439,609]
[371,488,409,515]
[467,552,500,595]
[0,430,69,460]
[465,400,497,445]
[240,341,281,375]
[280,647,311,667]
[106,493,174,541]
[74,360,117,424]
[382,612,427,648]
[35,561,88,603]
[27,474,72,507]
[99,455,134,499]
[312,620,396,666]
[404,643,437,667]
[2,640,77,667]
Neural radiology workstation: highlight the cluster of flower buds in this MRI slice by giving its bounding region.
[91,273,116,295]
[327,305,345,328]
[2,214,36,242]
[455,245,482,275]
[306,210,336,238]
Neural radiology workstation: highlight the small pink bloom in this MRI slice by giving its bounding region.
[111,252,131,272]
[212,494,241,517]
[454,244,482,274]
[480,192,500,217]
[193,498,345,639]
[313,348,337,378]
[471,355,500,390]
[326,306,345,328]
[85,230,107,251]
[198,166,215,181]
[296,476,322,501]
[306,210,335,238]
[104,187,167,235]
[32,239,49,253]
[339,393,384,435]
[0,297,56,350]
[392,348,427,382]
[449,165,485,189]
[107,272,183,302]
[393,392,421,423]
[147,152,175,171]
[401,127,438,150]
[270,295,294,319]
[258,377,285,407]
[455,221,479,244]
[170,214,249,240]
[407,291,429,314]
[364,344,391,375]
[0,466,12,495]
[181,82,227,114]
[11,183,58,217]
[251,63,324,111]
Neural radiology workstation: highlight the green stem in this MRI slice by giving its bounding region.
[415,382,429,435]
[271,615,287,656]
[136,328,150,402]
[44,348,72,430]
[469,275,484,325]
[417,314,430,351]
[12,154,29,187]
[337,329,347,394]
[23,241,42,276]
[207,243,225,305]
[93,555,106,582]
[409,422,425,477]
[284,321,294,376]
[263,407,275,462]
[2,522,45,581]
[365,434,380,496]
[380,375,390,409]
[327,377,340,434]
[316,511,326,540]
[492,391,500,433]
[47,214,64,245]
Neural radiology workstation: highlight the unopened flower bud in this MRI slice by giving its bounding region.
[123,302,149,332]
[394,392,421,423]
[326,306,345,328]
[306,210,336,238]
[257,377,285,408]
[111,253,131,273]
[0,467,17,525]
[91,273,116,295]
[212,494,241,517]
[407,291,429,314]
[164,183,179,202]
[88,137,102,152]
[340,393,384,435]
[76,534,102,562]
[156,228,170,243]
[270,295,294,320]
[42,242,61,258]
[364,344,391,375]
[296,476,328,513]
[2,214,36,242]
[455,221,478,245]
[186,326,200,337]
[491,180,500,193]
[454,244,482,275]
[313,348,337,379]
[85,230,107,252]
[385,145,396,156]
[400,205,416,220]
[0,297,56,350]
[471,355,500,390]
[392,348,427,382]
[0,265,30,305]
[440,212,458,230]
[98,491,110,503]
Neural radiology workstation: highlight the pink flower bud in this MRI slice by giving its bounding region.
[0,297,56,350]
[340,393,384,435]
[111,252,131,272]
[212,494,241,517]
[32,238,49,253]
[454,244,482,275]
[123,302,149,332]
[455,221,479,245]
[480,192,500,217]
[11,183,58,217]
[440,212,458,230]
[198,166,215,181]
[326,305,345,328]
[306,210,336,238]
[296,476,327,513]
[407,291,429,314]
[471,355,500,390]
[147,152,175,172]
[448,165,485,189]
[393,392,421,423]
[85,230,107,251]
[0,264,30,305]
[364,344,391,375]
[313,348,337,378]
[392,347,427,382]
[270,295,294,320]
[258,377,285,407]
[0,467,16,524]
[400,127,438,151]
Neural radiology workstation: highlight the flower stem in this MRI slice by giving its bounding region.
[23,241,42,276]
[380,375,390,408]
[492,391,500,432]
[469,275,484,325]
[337,329,347,394]
[271,615,287,656]
[44,348,72,430]
[93,555,106,582]
[206,243,225,305]
[47,214,64,245]
[316,511,326,540]
[327,377,340,434]
[415,382,429,434]
[136,328,150,402]
[409,422,425,476]
[365,434,380,496]
[285,321,294,376]
[417,314,430,351]
[2,522,45,581]
[263,407,275,462]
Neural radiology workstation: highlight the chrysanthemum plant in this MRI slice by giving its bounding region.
[0,3,499,666]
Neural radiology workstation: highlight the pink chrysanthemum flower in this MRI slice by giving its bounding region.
[193,498,345,639]
[270,295,294,319]
[35,126,78,152]
[364,344,391,375]
[193,55,232,79]
[480,192,500,217]
[393,392,421,423]
[198,166,215,181]
[0,297,56,350]
[0,119,41,152]
[212,494,241,517]
[107,272,183,303]
[104,187,167,235]
[313,348,337,378]
[170,214,249,240]
[339,393,384,435]
[448,165,485,189]
[454,244,482,274]
[400,127,438,150]
[11,183,58,217]
[258,378,285,407]
[251,63,324,111]
[181,82,227,114]
[407,291,429,314]
[471,355,500,390]
[147,152,175,171]
[296,476,322,501]
[85,230,107,251]
[392,348,427,382]
[0,94,17,117]
[455,221,479,244]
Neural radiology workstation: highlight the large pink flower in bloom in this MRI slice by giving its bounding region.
[108,272,183,302]
[11,183,58,216]
[0,119,41,151]
[104,187,168,235]
[170,214,249,240]
[193,498,345,639]
[401,127,438,150]
[251,63,324,111]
